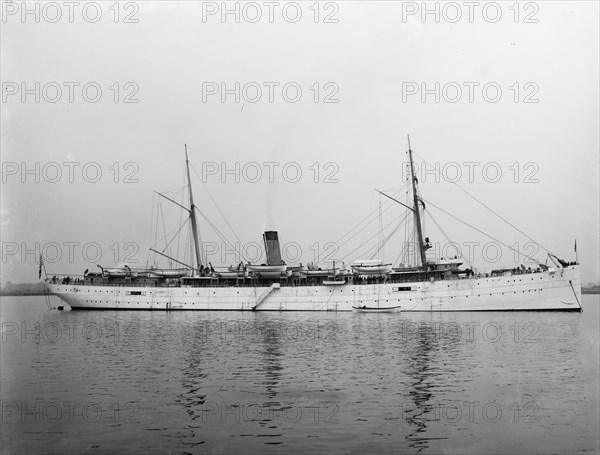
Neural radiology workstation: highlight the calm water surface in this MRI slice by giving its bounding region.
[1,295,598,454]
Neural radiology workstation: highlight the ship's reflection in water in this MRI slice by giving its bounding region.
[173,315,289,449]
[176,321,208,423]
[254,318,284,400]
[1,297,598,454]
[401,319,460,453]
[404,322,440,452]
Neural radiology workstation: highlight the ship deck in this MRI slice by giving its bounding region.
[47,267,551,289]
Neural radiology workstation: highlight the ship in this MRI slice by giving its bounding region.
[45,140,582,311]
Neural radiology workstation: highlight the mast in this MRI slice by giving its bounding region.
[185,145,203,273]
[407,135,428,270]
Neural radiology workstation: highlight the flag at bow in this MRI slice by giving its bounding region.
[38,254,44,279]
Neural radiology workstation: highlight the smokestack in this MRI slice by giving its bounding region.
[263,231,283,265]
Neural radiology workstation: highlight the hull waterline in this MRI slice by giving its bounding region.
[47,265,582,312]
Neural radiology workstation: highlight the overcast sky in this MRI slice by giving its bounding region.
[1,1,599,285]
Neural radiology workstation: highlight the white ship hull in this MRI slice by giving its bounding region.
[47,265,582,311]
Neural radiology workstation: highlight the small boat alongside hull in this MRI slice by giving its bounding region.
[353,305,401,313]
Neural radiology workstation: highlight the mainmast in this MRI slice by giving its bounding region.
[185,145,203,274]
[407,135,428,270]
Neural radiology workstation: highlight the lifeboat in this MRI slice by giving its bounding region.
[147,268,192,278]
[246,264,290,278]
[351,260,393,275]
[216,268,246,279]
[97,264,137,278]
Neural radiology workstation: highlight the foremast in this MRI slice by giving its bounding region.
[185,145,203,275]
[407,135,429,271]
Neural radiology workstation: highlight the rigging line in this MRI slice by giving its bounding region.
[189,223,195,267]
[395,224,416,267]
[389,213,409,263]
[147,192,157,268]
[361,192,411,262]
[318,190,405,263]
[183,224,190,266]
[422,198,540,263]
[368,212,409,260]
[184,217,191,266]
[158,200,173,259]
[196,209,205,266]
[396,224,406,266]
[404,176,416,266]
[151,206,192,260]
[425,210,475,270]
[153,205,191,249]
[412,150,555,255]
[380,183,410,194]
[329,190,401,246]
[160,187,186,203]
[333,206,396,260]
[160,217,190,253]
[162,184,187,193]
[176,166,187,263]
[378,194,382,261]
[394,234,405,266]
[160,184,187,197]
[407,224,416,267]
[151,199,162,267]
[339,212,405,262]
[376,190,415,212]
[569,280,582,309]
[403,186,410,261]
[194,206,250,263]
[176,211,183,264]
[189,162,245,249]
[368,209,410,260]
[417,183,426,233]
[327,206,387,257]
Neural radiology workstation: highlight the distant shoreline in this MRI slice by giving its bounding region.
[582,288,600,295]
